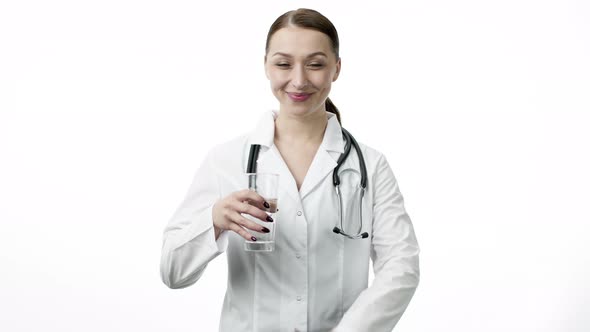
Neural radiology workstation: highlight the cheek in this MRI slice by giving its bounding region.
[312,71,334,88]
[268,72,287,90]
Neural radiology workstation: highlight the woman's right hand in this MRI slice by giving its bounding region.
[212,189,274,241]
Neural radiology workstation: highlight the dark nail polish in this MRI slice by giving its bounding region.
[264,201,270,208]
[266,216,273,222]
[251,236,257,241]
[261,227,270,233]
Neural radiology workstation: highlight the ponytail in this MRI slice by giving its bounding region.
[325,97,341,125]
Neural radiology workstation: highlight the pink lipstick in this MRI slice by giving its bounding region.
[287,92,311,102]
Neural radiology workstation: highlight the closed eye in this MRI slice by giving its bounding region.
[274,63,324,69]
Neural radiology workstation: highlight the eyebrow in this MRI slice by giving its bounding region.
[271,51,328,58]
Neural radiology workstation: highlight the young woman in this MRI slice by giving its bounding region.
[160,8,420,332]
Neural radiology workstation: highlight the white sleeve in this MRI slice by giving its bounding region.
[334,153,420,331]
[160,148,230,289]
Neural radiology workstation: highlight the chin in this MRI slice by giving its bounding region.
[281,103,317,115]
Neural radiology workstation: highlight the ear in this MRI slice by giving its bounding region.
[332,57,341,82]
[264,55,270,80]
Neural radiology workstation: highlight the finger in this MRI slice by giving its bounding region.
[242,198,266,211]
[236,189,268,208]
[228,222,256,241]
[233,200,273,223]
[230,211,271,234]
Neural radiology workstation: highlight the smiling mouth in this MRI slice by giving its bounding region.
[287,92,312,102]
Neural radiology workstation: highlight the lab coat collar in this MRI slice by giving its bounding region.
[246,110,345,201]
[246,110,345,154]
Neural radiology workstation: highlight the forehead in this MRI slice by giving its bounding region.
[267,26,333,57]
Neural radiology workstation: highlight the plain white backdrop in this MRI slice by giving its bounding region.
[1,0,589,331]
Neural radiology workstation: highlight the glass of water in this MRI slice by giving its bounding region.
[244,173,279,252]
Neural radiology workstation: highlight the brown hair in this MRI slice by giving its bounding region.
[265,8,342,125]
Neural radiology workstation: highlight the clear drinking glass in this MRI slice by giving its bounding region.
[243,173,279,252]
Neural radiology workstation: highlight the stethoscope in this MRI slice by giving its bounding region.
[246,127,369,240]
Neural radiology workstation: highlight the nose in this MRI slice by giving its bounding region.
[289,64,309,90]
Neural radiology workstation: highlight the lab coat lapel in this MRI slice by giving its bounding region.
[299,113,345,200]
[246,110,300,203]
[256,146,301,203]
[246,110,345,203]
[298,149,338,200]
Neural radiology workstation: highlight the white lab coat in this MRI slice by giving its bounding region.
[160,110,420,332]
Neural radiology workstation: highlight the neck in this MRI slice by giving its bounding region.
[274,108,329,147]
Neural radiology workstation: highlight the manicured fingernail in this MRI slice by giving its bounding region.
[251,236,257,241]
[261,227,270,233]
[264,201,270,208]
[266,216,273,222]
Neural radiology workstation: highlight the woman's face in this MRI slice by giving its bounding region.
[265,26,341,116]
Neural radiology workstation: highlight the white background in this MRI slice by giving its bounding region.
[1,0,589,331]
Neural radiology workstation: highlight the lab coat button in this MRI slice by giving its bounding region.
[296,295,302,301]
[295,253,301,258]
[297,211,302,216]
